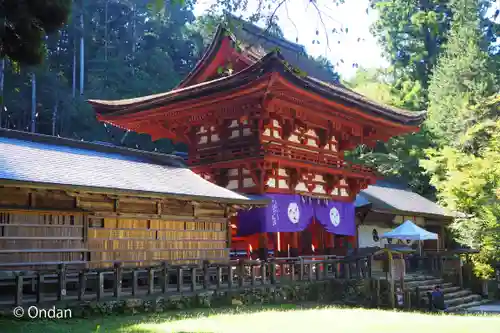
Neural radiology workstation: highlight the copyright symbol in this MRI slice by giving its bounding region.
[13,306,24,318]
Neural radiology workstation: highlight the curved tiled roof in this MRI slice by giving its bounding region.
[0,129,268,205]
[90,52,426,126]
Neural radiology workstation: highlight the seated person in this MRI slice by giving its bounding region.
[431,285,446,310]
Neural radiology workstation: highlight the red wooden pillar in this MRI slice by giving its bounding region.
[325,232,335,254]
[290,232,299,257]
[257,233,268,260]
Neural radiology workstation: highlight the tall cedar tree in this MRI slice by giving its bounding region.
[427,0,498,145]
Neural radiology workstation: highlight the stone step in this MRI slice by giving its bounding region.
[419,288,469,303]
[445,294,483,307]
[404,275,440,282]
[405,279,445,288]
[446,299,490,312]
[444,289,473,300]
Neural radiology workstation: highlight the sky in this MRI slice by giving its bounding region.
[193,0,388,79]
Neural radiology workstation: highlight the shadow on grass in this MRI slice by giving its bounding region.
[0,304,319,333]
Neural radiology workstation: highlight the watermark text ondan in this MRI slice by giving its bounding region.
[13,306,72,319]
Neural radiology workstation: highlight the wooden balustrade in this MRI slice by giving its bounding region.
[0,256,372,308]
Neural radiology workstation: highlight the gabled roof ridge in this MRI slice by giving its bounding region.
[225,14,306,54]
[0,128,184,167]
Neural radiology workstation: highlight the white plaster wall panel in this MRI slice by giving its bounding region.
[295,182,308,192]
[278,169,287,176]
[243,178,256,187]
[278,179,288,189]
[289,134,300,143]
[266,178,276,188]
[314,175,324,182]
[312,184,326,194]
[227,180,239,189]
[228,169,239,176]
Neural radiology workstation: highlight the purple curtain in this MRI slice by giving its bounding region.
[237,194,355,237]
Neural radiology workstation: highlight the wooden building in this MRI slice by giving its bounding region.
[355,181,453,252]
[0,129,266,270]
[88,17,426,259]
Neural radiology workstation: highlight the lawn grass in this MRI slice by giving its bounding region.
[1,304,499,333]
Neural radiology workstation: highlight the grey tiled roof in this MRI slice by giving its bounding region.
[0,131,263,204]
[359,183,452,218]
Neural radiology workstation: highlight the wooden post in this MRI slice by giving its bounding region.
[190,267,197,292]
[78,270,86,301]
[260,262,267,285]
[345,262,351,279]
[97,272,104,301]
[228,264,234,288]
[216,266,222,289]
[299,258,305,281]
[162,262,169,294]
[388,250,395,309]
[251,264,256,286]
[308,262,313,281]
[416,287,421,308]
[367,255,373,278]
[458,258,464,288]
[176,267,183,292]
[36,272,44,304]
[15,273,23,306]
[238,260,245,288]
[258,233,269,261]
[290,261,296,281]
[114,262,123,299]
[375,279,381,307]
[132,270,139,296]
[270,261,277,284]
[315,262,321,280]
[58,263,66,301]
[148,267,155,295]
[203,261,209,290]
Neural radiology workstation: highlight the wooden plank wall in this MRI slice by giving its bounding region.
[0,186,231,270]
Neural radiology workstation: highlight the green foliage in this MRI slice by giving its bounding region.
[0,0,72,65]
[421,115,500,278]
[370,0,498,107]
[345,68,436,198]
[1,0,202,153]
[427,0,498,145]
[370,0,454,103]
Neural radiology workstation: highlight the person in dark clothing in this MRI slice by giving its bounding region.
[431,285,446,310]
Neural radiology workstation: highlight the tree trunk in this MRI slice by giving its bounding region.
[0,58,4,128]
[31,73,37,133]
[72,0,77,98]
[80,3,85,95]
[52,102,59,136]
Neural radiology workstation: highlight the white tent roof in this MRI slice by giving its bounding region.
[381,220,438,241]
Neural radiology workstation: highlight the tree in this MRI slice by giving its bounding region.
[345,68,437,198]
[1,0,202,154]
[427,0,498,146]
[0,0,72,65]
[422,100,500,278]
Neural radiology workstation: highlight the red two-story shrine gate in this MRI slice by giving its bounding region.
[88,21,426,260]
